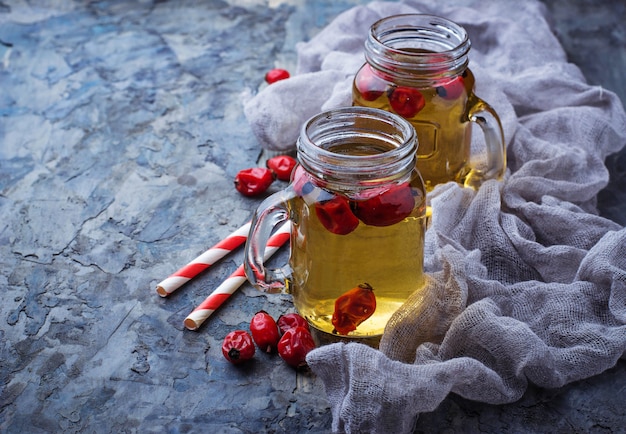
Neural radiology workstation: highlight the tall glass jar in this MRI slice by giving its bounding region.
[353,14,506,191]
[245,107,427,345]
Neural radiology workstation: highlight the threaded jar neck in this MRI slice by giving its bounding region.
[297,107,418,191]
[365,14,470,86]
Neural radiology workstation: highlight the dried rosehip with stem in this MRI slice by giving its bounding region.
[265,68,290,84]
[277,312,310,335]
[388,86,426,118]
[351,182,416,227]
[222,330,256,364]
[266,155,298,181]
[277,326,316,368]
[332,282,377,335]
[234,167,275,197]
[250,310,281,353]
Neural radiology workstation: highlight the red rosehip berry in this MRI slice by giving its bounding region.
[222,330,256,364]
[332,283,377,335]
[250,311,281,353]
[234,167,275,197]
[265,68,290,84]
[277,312,310,335]
[388,86,426,118]
[355,64,386,101]
[290,164,309,194]
[266,155,298,181]
[291,165,334,207]
[315,195,360,235]
[436,76,465,100]
[277,326,316,368]
[351,182,415,227]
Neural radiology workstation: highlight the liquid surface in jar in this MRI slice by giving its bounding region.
[323,136,403,156]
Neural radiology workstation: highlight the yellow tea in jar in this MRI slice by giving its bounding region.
[288,157,427,337]
[245,107,427,346]
[354,62,475,190]
[354,14,506,191]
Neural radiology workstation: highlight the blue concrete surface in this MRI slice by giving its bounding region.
[1,1,624,433]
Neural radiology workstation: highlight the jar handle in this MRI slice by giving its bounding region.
[465,95,506,188]
[244,189,295,294]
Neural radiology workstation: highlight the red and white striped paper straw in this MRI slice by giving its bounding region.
[183,221,291,331]
[156,221,251,297]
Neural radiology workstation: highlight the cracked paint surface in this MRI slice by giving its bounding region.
[1,0,625,433]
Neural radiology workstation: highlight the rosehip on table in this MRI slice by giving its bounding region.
[388,86,426,118]
[266,155,298,181]
[265,68,290,84]
[277,326,316,368]
[290,164,309,195]
[351,182,416,227]
[222,330,255,364]
[250,310,281,353]
[234,167,275,197]
[332,282,377,335]
[277,312,310,335]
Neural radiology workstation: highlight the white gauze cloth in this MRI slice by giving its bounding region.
[243,1,626,432]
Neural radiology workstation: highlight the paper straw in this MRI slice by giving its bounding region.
[183,221,291,331]
[156,221,251,297]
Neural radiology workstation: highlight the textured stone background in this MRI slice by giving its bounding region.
[0,1,624,433]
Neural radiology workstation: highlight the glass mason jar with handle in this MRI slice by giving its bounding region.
[353,14,506,191]
[244,107,428,345]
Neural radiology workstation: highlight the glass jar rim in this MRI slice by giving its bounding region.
[297,107,418,186]
[365,14,470,80]
[369,14,469,55]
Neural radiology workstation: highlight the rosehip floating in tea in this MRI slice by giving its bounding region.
[332,283,377,335]
[315,195,360,235]
[436,76,465,100]
[388,86,426,118]
[352,182,416,227]
[355,64,386,101]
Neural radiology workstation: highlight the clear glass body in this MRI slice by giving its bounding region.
[245,107,427,344]
[353,14,506,191]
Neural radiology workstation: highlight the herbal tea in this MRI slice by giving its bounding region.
[245,107,427,346]
[354,15,506,190]
[289,164,425,337]
[353,63,475,190]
